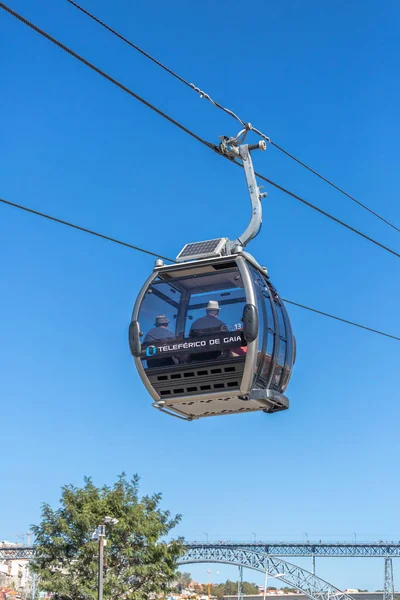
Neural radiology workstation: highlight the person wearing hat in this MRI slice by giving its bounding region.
[144,315,176,368]
[189,301,228,337]
[144,315,175,343]
[189,300,228,361]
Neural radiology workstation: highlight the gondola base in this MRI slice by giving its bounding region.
[152,388,289,421]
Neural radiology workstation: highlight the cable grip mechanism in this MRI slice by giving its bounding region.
[219,130,268,250]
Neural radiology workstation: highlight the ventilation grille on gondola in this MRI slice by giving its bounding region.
[176,238,228,262]
[158,379,239,397]
[148,362,244,398]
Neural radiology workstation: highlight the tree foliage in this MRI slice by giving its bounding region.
[211,580,259,598]
[175,572,193,589]
[31,474,184,600]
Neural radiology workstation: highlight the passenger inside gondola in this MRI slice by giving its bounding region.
[189,301,228,336]
[144,315,177,368]
[144,315,175,342]
[189,300,229,361]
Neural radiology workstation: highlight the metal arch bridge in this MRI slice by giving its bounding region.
[182,543,397,600]
[0,541,397,600]
[180,546,354,600]
[2,541,400,560]
[184,541,400,558]
[0,546,35,560]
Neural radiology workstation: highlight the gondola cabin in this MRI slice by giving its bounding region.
[129,134,296,420]
[129,240,295,421]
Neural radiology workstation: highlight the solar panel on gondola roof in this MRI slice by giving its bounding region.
[177,238,227,261]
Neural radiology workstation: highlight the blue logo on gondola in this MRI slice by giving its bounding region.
[146,346,157,357]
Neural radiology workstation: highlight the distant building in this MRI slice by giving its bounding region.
[0,542,32,598]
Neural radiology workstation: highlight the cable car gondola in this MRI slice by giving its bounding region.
[129,129,296,420]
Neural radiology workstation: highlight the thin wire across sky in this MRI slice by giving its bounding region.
[1,2,399,262]
[1,2,399,343]
[67,0,400,235]
[1,197,399,342]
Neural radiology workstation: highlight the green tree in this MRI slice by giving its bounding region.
[212,583,226,598]
[242,582,259,594]
[223,580,238,596]
[31,473,184,600]
[212,580,259,598]
[175,571,192,590]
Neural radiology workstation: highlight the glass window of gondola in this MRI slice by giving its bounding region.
[249,269,266,377]
[138,266,248,370]
[247,267,294,393]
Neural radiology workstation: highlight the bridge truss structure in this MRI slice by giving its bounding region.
[180,546,354,600]
[0,541,398,600]
[184,541,400,558]
[0,546,34,560]
[183,542,398,600]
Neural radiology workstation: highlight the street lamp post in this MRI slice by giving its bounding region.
[92,517,119,600]
[263,571,285,600]
[207,568,219,600]
[30,570,37,600]
[98,525,105,600]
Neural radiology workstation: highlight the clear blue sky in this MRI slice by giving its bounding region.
[1,0,400,591]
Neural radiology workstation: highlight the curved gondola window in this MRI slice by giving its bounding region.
[248,267,281,385]
[261,290,275,383]
[138,282,181,369]
[281,334,295,392]
[139,283,180,340]
[275,302,286,336]
[263,289,274,328]
[271,299,288,391]
[249,270,266,378]
[138,267,248,369]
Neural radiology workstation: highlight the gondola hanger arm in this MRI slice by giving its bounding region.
[219,125,267,252]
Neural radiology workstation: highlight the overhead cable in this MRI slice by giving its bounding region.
[0,198,172,261]
[247,165,400,259]
[66,0,400,235]
[268,141,400,234]
[66,0,247,127]
[0,3,216,155]
[2,1,400,262]
[282,299,400,342]
[2,196,399,342]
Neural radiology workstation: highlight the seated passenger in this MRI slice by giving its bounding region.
[189,301,228,336]
[189,301,229,361]
[144,315,176,368]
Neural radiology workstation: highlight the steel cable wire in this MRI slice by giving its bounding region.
[1,197,399,342]
[1,2,399,261]
[66,0,400,234]
[1,4,400,341]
